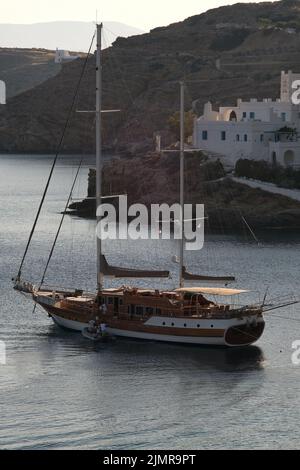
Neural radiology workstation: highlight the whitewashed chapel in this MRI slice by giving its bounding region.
[193,71,300,167]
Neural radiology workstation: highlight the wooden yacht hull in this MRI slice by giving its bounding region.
[42,302,265,347]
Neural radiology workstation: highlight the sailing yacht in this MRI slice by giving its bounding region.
[14,24,266,347]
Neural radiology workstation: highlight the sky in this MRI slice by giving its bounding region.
[1,0,273,31]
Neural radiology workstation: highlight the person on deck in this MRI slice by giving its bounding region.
[88,319,96,333]
[101,303,107,315]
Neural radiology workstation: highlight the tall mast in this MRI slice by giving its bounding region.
[179,81,185,288]
[96,23,103,291]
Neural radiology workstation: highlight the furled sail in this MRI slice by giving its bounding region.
[100,255,170,278]
[182,266,235,282]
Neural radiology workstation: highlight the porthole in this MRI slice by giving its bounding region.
[184,324,187,327]
[163,322,166,326]
[171,323,174,326]
[197,324,200,328]
[211,325,214,328]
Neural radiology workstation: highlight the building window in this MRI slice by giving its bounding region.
[136,306,144,315]
[202,130,208,140]
[242,112,247,119]
[236,134,240,142]
[281,112,286,122]
[260,134,264,142]
[221,131,226,141]
[145,307,154,315]
[108,297,113,305]
[250,112,255,119]
[244,134,248,142]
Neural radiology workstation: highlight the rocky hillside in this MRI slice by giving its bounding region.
[3,1,300,153]
[0,48,63,99]
[69,151,300,231]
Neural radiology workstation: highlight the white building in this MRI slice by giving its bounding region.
[193,71,300,167]
[55,49,79,64]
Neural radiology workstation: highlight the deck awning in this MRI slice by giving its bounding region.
[175,287,249,296]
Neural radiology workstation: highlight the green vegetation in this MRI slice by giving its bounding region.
[201,159,226,181]
[235,158,300,189]
[185,153,226,181]
[167,110,196,140]
[257,14,300,31]
[277,126,297,135]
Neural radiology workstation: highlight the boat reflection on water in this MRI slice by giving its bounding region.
[109,342,266,373]
[26,324,266,420]
[221,345,265,371]
[46,322,265,373]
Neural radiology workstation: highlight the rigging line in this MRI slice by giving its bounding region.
[39,160,83,288]
[31,159,83,315]
[16,32,96,280]
[187,82,260,243]
[102,32,156,143]
[102,24,122,39]
[265,312,300,322]
[103,18,166,142]
[241,216,260,244]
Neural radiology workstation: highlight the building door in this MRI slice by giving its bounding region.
[229,111,237,121]
[284,150,295,166]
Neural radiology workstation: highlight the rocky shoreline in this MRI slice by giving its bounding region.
[68,152,300,232]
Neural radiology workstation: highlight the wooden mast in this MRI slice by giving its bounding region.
[96,23,103,291]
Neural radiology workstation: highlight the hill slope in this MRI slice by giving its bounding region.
[0,48,63,99]
[2,1,300,153]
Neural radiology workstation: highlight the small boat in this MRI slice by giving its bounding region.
[82,327,114,342]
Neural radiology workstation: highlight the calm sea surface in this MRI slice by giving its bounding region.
[0,154,299,450]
